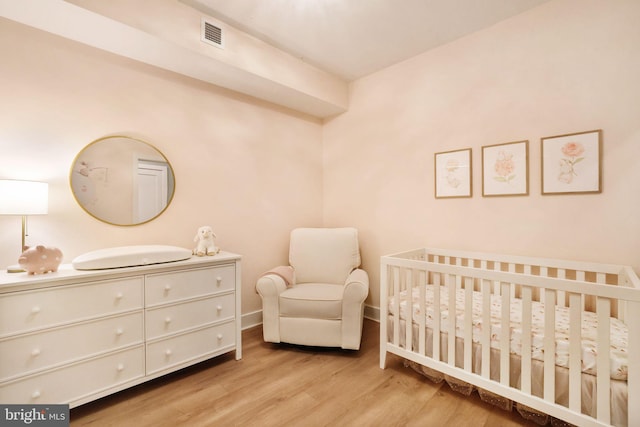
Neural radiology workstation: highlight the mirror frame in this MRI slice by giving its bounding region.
[69,135,176,226]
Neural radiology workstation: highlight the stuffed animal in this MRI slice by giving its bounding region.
[18,245,63,275]
[193,226,220,256]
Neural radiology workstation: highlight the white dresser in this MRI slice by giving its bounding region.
[0,252,241,408]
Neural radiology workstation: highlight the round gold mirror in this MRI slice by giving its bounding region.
[70,136,175,226]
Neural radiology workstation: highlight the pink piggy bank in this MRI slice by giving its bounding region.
[18,245,63,275]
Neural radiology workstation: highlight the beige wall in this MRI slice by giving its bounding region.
[2,0,640,317]
[323,0,640,308]
[0,18,323,315]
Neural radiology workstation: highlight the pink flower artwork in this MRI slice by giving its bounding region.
[558,142,585,184]
[493,150,515,183]
[445,158,461,188]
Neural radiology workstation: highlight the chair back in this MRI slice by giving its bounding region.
[289,227,361,285]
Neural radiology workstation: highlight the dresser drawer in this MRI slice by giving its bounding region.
[145,265,235,306]
[0,346,144,405]
[145,294,235,340]
[0,277,143,337]
[0,312,143,381]
[146,321,235,375]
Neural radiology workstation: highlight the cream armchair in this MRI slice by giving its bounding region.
[256,227,369,350]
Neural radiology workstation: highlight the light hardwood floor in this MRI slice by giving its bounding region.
[71,320,539,426]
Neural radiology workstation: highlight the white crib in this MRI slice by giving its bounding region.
[380,248,640,427]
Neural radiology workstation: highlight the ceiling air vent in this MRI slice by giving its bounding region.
[201,18,224,49]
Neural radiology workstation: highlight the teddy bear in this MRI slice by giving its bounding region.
[193,225,220,256]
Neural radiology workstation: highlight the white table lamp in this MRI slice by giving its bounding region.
[0,179,49,272]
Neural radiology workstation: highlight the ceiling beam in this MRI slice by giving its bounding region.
[0,0,348,118]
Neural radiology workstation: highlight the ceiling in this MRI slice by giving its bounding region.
[181,0,551,81]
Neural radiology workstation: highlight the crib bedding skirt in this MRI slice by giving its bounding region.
[380,248,640,427]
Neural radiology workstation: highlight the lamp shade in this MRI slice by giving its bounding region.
[0,180,49,215]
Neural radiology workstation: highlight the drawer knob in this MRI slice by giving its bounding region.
[31,306,41,314]
[164,284,171,292]
[216,305,223,311]
[165,317,172,324]
[115,328,124,336]
[165,349,172,356]
[217,334,223,340]
[115,292,124,300]
[32,390,41,399]
[117,363,125,372]
[31,348,41,357]
[216,276,222,286]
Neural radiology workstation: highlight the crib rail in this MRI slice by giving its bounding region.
[380,248,640,427]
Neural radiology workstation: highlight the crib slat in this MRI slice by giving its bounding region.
[540,266,548,302]
[464,276,473,371]
[629,300,640,427]
[481,279,491,379]
[380,262,389,369]
[595,272,615,320]
[433,274,441,361]
[500,282,510,386]
[418,270,426,356]
[393,267,400,348]
[405,269,413,353]
[508,264,516,299]
[543,289,555,402]
[557,269,566,307]
[493,262,501,294]
[617,272,628,323]
[447,274,457,366]
[568,292,582,412]
[596,297,611,424]
[520,286,532,394]
[576,271,586,311]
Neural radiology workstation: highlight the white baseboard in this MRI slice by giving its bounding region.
[364,304,380,322]
[243,305,380,329]
[241,309,263,330]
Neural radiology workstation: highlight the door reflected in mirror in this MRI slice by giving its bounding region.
[70,136,175,226]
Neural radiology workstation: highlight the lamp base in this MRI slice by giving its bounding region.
[7,264,25,273]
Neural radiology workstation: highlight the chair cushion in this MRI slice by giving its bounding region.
[279,284,344,320]
[289,228,361,285]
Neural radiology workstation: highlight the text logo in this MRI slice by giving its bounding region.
[1,405,69,426]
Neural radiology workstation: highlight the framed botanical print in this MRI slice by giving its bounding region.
[541,130,602,195]
[434,148,472,198]
[481,140,529,197]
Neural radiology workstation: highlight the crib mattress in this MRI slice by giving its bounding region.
[389,285,628,380]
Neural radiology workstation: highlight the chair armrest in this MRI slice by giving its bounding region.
[256,270,289,297]
[343,268,369,303]
[342,268,369,350]
[256,267,290,344]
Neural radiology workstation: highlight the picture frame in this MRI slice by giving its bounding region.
[541,129,602,195]
[481,140,529,197]
[434,148,472,198]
